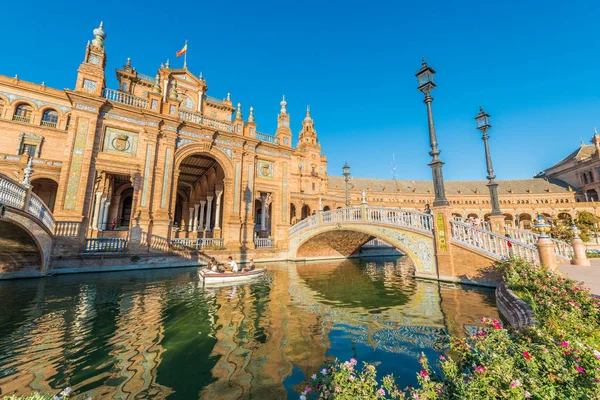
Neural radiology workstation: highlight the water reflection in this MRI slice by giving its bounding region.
[0,257,499,399]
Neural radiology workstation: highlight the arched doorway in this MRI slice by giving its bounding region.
[175,153,226,238]
[301,204,311,220]
[323,205,331,211]
[118,187,133,229]
[518,213,533,229]
[586,189,599,202]
[30,178,58,212]
[290,203,297,225]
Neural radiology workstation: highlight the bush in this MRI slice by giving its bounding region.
[306,258,600,399]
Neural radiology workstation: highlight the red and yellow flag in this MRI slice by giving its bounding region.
[176,42,187,57]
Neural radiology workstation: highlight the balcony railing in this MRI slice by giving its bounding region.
[12,115,31,124]
[0,173,55,232]
[137,73,156,83]
[505,225,574,261]
[205,95,223,104]
[254,237,274,248]
[84,238,127,252]
[178,110,233,133]
[256,132,280,145]
[171,237,224,249]
[40,120,57,128]
[102,88,148,109]
[55,221,80,237]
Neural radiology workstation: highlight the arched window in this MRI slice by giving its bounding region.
[41,109,58,128]
[13,103,33,123]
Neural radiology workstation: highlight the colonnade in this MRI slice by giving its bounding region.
[186,186,224,236]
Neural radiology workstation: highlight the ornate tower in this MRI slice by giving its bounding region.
[275,96,292,147]
[298,105,319,149]
[593,128,600,156]
[75,22,107,97]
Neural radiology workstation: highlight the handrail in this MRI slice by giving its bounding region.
[178,110,234,133]
[256,132,280,145]
[137,73,156,83]
[0,173,55,232]
[171,237,224,249]
[84,238,127,252]
[254,237,274,248]
[102,88,148,109]
[451,220,538,263]
[505,225,573,261]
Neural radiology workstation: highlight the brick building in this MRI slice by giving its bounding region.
[0,23,596,255]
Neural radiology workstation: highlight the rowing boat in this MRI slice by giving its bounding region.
[199,268,266,284]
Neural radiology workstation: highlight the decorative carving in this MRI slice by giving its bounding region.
[64,118,89,210]
[102,127,138,156]
[0,91,71,113]
[82,79,97,91]
[17,133,44,157]
[75,103,97,112]
[257,160,274,178]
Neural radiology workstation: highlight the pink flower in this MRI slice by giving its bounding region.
[475,366,485,373]
[492,320,502,330]
[510,379,521,388]
[350,358,357,365]
[525,391,532,398]
[311,374,317,380]
[336,386,341,392]
[349,375,355,381]
[305,387,311,393]
[522,351,531,361]
[419,370,428,378]
[559,341,569,348]
[439,355,446,360]
[576,366,586,374]
[377,389,385,396]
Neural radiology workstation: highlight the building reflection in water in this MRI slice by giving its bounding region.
[0,258,500,399]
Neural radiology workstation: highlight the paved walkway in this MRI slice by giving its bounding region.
[559,259,600,295]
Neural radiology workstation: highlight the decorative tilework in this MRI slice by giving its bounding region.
[64,118,89,210]
[282,162,288,223]
[257,148,279,157]
[88,55,101,65]
[100,112,146,126]
[215,146,232,159]
[0,91,71,113]
[257,160,274,179]
[141,144,154,207]
[147,121,158,127]
[281,153,291,159]
[102,127,138,156]
[151,99,158,110]
[161,148,173,208]
[247,145,255,150]
[283,137,290,144]
[176,137,194,148]
[214,139,242,147]
[246,163,253,215]
[169,105,176,115]
[233,161,241,214]
[83,79,97,91]
[165,126,177,132]
[75,103,97,112]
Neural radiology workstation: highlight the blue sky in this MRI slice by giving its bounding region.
[1,0,598,181]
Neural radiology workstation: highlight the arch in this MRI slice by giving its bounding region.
[13,102,34,123]
[301,204,311,220]
[503,213,514,226]
[290,203,297,225]
[174,144,235,177]
[518,213,533,229]
[323,205,331,211]
[467,213,479,219]
[557,212,573,225]
[290,223,436,277]
[30,177,58,212]
[40,108,59,127]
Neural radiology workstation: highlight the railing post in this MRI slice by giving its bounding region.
[536,236,558,270]
[431,206,454,280]
[22,187,32,212]
[570,225,590,266]
[488,215,506,235]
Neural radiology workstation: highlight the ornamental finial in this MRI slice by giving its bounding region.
[165,59,170,69]
[199,72,203,80]
[22,156,34,187]
[92,21,106,48]
[126,57,131,68]
[227,93,231,101]
[169,80,179,100]
[235,102,243,119]
[249,106,255,123]
[153,73,161,94]
[280,95,287,114]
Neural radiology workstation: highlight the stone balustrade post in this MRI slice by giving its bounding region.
[488,215,506,236]
[536,236,558,271]
[187,207,194,232]
[570,226,590,266]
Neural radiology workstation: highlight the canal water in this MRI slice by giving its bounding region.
[0,256,499,399]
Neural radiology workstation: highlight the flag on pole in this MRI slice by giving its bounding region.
[176,42,188,57]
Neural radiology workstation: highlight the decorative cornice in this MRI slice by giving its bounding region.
[0,91,72,113]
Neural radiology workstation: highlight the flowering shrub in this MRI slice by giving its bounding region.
[306,258,600,399]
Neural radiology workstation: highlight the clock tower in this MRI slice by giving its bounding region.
[75,22,107,97]
[275,96,292,147]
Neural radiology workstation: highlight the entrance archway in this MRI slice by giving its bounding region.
[301,204,311,220]
[175,152,227,238]
[290,203,297,225]
[31,178,58,212]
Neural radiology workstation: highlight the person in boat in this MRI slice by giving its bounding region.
[228,256,239,272]
[242,258,256,272]
[208,257,223,273]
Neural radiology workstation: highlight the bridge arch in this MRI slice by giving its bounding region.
[289,208,437,277]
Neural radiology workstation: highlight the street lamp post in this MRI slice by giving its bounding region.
[343,162,351,207]
[416,58,449,207]
[475,106,502,216]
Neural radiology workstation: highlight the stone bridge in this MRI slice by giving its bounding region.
[288,205,560,284]
[0,173,54,278]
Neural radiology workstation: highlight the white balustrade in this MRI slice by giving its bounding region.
[450,220,538,263]
[256,132,280,145]
[205,95,223,104]
[254,237,274,248]
[137,73,156,83]
[28,195,54,232]
[55,221,80,237]
[84,238,127,252]
[171,238,224,249]
[0,174,55,232]
[505,225,573,261]
[102,88,149,109]
[178,110,234,132]
[12,115,31,124]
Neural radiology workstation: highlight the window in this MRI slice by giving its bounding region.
[23,144,36,157]
[584,173,589,185]
[312,182,315,190]
[13,103,33,123]
[65,115,71,130]
[590,171,595,183]
[41,109,58,128]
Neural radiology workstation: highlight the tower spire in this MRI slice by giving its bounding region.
[280,95,287,114]
[235,102,243,119]
[249,106,255,123]
[92,21,106,48]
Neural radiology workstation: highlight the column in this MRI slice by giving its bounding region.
[97,197,106,230]
[188,207,194,232]
[91,192,102,230]
[101,201,111,230]
[198,200,206,234]
[193,204,199,231]
[260,193,267,231]
[204,195,214,232]
[214,188,224,229]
